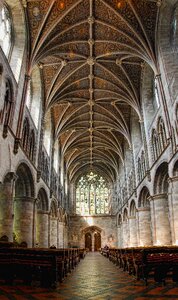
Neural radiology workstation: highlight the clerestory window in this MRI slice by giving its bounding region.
[0,5,12,58]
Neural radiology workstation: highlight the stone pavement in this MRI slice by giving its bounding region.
[0,252,178,299]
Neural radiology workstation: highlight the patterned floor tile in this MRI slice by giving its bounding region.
[1,253,178,299]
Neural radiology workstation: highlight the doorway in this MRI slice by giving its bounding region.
[94,232,101,251]
[85,232,92,251]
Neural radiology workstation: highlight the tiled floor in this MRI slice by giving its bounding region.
[1,252,178,299]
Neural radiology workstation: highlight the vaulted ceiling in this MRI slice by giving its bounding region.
[26,0,160,183]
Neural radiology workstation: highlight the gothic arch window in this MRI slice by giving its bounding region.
[21,118,30,152]
[137,157,142,182]
[152,129,160,161]
[29,130,35,162]
[171,2,178,51]
[0,4,12,58]
[76,172,110,215]
[141,151,146,178]
[26,67,42,128]
[2,79,13,138]
[123,208,128,222]
[158,118,167,152]
[153,78,160,109]
[130,200,136,217]
[175,104,178,135]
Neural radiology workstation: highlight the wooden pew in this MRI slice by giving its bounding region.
[0,246,82,288]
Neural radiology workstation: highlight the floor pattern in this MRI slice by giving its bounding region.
[0,252,178,299]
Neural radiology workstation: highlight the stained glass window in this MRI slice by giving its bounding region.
[75,172,110,215]
[0,5,12,57]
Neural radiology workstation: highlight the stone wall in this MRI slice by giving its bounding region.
[69,215,117,249]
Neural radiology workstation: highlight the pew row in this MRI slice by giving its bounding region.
[101,246,178,285]
[0,247,86,288]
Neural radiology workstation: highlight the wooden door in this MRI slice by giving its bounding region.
[85,233,92,251]
[94,232,101,251]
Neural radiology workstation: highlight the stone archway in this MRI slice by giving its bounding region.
[36,188,49,248]
[14,163,35,247]
[83,226,102,252]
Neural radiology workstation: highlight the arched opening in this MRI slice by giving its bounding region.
[0,4,12,58]
[122,208,128,248]
[0,172,16,242]
[138,187,152,246]
[153,162,171,245]
[14,163,35,247]
[26,66,42,128]
[49,200,58,247]
[2,79,14,138]
[35,188,49,248]
[43,110,52,156]
[4,0,26,81]
[129,200,138,247]
[173,160,178,176]
[21,117,30,152]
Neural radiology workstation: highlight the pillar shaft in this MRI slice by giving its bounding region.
[14,197,34,247]
[168,177,178,244]
[122,221,129,248]
[137,207,152,246]
[129,217,138,247]
[0,173,17,242]
[150,194,171,245]
[50,217,58,247]
[36,212,49,248]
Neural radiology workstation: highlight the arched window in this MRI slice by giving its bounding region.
[152,129,160,161]
[21,118,30,152]
[171,3,178,51]
[29,130,35,162]
[141,151,146,178]
[0,4,12,58]
[158,118,167,152]
[26,67,41,128]
[76,172,110,215]
[137,157,141,182]
[153,78,160,108]
[2,79,13,137]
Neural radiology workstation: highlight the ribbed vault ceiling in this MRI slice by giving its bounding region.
[26,0,160,184]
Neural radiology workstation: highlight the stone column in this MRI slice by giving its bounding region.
[168,176,178,244]
[0,172,17,241]
[117,225,122,248]
[137,207,152,246]
[36,211,49,248]
[64,225,68,248]
[122,221,129,248]
[58,222,64,248]
[128,216,138,247]
[50,217,58,247]
[150,194,171,245]
[13,197,34,247]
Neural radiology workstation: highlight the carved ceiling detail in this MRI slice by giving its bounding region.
[26,0,159,183]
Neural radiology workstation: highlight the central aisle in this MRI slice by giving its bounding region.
[1,252,178,299]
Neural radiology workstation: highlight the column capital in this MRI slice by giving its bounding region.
[4,172,18,183]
